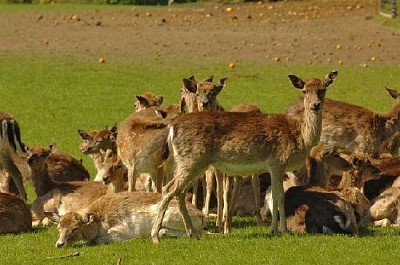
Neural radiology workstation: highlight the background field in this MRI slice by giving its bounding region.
[1,0,400,264]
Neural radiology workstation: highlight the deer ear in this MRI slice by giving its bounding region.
[81,213,95,224]
[203,75,214,83]
[386,87,399,100]
[288,75,305,89]
[45,212,61,224]
[217,77,228,89]
[157,95,164,105]
[323,70,338,87]
[78,129,91,140]
[135,95,149,107]
[155,109,168,119]
[183,78,197,93]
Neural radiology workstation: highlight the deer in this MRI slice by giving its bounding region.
[117,107,175,193]
[286,87,400,158]
[0,192,32,234]
[77,124,117,181]
[178,75,229,232]
[45,191,208,247]
[150,70,338,243]
[261,143,354,222]
[27,145,115,226]
[284,186,358,235]
[0,111,27,202]
[100,149,128,193]
[134,92,164,112]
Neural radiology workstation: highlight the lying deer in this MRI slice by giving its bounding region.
[46,191,207,247]
[261,143,354,222]
[284,186,358,235]
[27,145,112,226]
[0,111,27,201]
[151,70,338,243]
[0,192,32,234]
[286,87,400,158]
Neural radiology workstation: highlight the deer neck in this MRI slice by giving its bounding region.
[338,170,362,189]
[31,162,55,197]
[90,153,104,172]
[84,220,102,242]
[301,105,322,150]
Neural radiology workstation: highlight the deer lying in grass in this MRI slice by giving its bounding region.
[0,111,27,201]
[261,143,354,221]
[28,145,113,226]
[284,186,359,235]
[332,153,380,222]
[0,192,32,234]
[134,92,164,112]
[286,87,400,158]
[363,156,400,226]
[78,124,117,181]
[46,191,207,247]
[151,70,338,243]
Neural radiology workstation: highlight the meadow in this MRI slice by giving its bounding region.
[1,1,400,264]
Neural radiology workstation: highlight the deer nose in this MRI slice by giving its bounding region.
[311,102,321,112]
[56,241,66,248]
[102,176,110,184]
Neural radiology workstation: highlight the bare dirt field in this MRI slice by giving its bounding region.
[0,0,399,65]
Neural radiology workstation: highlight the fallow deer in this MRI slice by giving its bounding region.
[261,143,354,222]
[284,186,358,235]
[0,111,27,201]
[286,87,400,158]
[0,192,32,234]
[77,124,117,181]
[117,107,174,193]
[46,191,207,247]
[134,92,164,112]
[151,70,338,243]
[27,145,112,226]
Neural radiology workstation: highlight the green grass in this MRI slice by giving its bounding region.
[1,51,400,264]
[1,3,400,264]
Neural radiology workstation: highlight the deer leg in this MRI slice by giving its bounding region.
[251,174,263,225]
[152,178,178,243]
[223,175,232,234]
[127,164,136,192]
[3,158,26,202]
[191,180,199,206]
[202,168,215,216]
[176,189,196,238]
[156,165,165,193]
[215,169,224,233]
[225,176,242,234]
[269,167,286,234]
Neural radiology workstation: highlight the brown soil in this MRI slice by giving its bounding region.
[0,0,399,65]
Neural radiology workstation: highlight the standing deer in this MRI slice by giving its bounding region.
[151,70,338,243]
[0,111,27,201]
[77,124,117,181]
[286,87,400,158]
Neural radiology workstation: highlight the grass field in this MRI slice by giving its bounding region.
[1,2,400,264]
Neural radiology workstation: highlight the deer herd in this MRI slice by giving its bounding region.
[1,70,400,247]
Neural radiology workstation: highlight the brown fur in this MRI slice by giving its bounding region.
[46,192,206,247]
[0,111,27,201]
[0,192,32,234]
[286,87,400,158]
[151,71,338,243]
[78,124,117,181]
[134,92,164,112]
[27,145,110,226]
[117,107,174,193]
[285,186,358,235]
